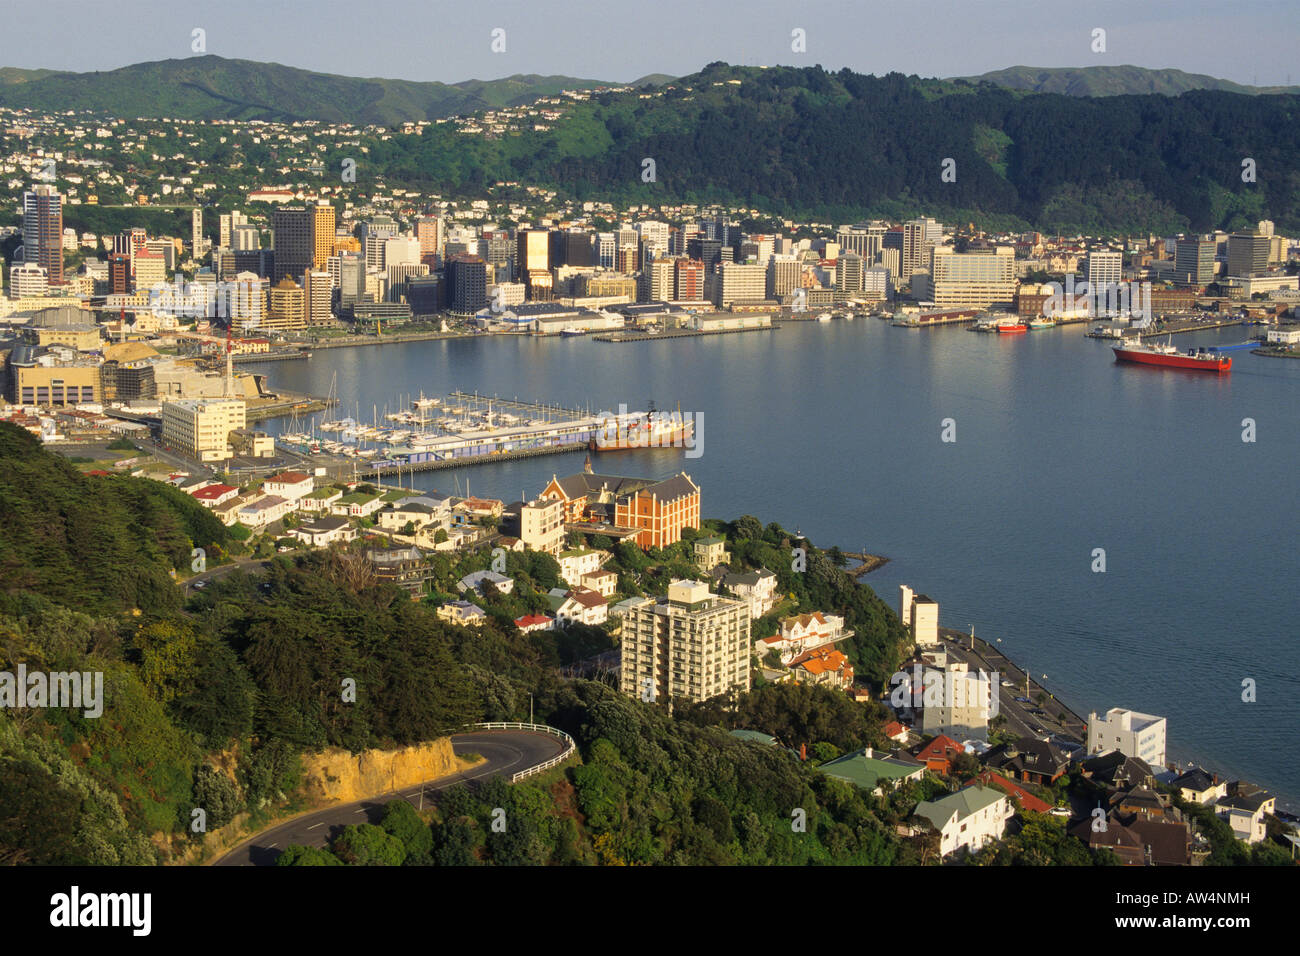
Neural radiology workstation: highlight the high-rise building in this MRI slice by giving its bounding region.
[687,237,723,275]
[271,206,313,282]
[619,579,751,704]
[22,185,64,285]
[675,258,705,300]
[161,398,246,462]
[646,258,675,302]
[303,269,334,326]
[1226,231,1270,277]
[218,210,247,249]
[384,237,421,269]
[108,253,131,294]
[927,246,1016,311]
[448,254,488,314]
[311,202,336,270]
[361,216,399,271]
[191,208,205,257]
[767,254,800,299]
[415,215,441,261]
[133,249,167,292]
[1086,250,1123,290]
[232,223,260,251]
[836,222,886,262]
[837,251,865,295]
[265,277,307,333]
[1174,237,1216,288]
[902,218,940,282]
[336,253,365,308]
[635,221,669,258]
[517,229,550,300]
[713,262,767,306]
[595,232,616,269]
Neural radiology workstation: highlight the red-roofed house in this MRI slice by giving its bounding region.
[789,646,853,692]
[191,483,239,508]
[883,721,910,744]
[914,735,966,775]
[757,610,850,664]
[976,771,1052,814]
[514,614,555,634]
[555,586,608,627]
[263,471,314,500]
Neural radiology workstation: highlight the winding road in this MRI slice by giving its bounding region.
[214,728,568,866]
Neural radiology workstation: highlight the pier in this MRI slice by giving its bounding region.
[594,325,778,343]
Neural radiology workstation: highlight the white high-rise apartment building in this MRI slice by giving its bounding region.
[1086,250,1123,290]
[714,262,767,306]
[620,580,751,704]
[161,398,246,462]
[928,246,1016,310]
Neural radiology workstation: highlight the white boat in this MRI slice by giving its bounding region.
[817,313,832,322]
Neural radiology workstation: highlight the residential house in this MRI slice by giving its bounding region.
[437,600,487,627]
[721,568,778,618]
[514,613,554,634]
[913,785,1013,857]
[459,569,515,597]
[883,721,911,745]
[367,546,430,595]
[1173,767,1228,806]
[757,610,848,664]
[333,492,384,518]
[262,470,314,500]
[694,535,729,571]
[913,735,967,775]
[788,646,854,691]
[1216,789,1275,844]
[821,746,926,797]
[190,483,239,508]
[982,737,1069,786]
[299,487,343,513]
[558,547,606,585]
[580,568,618,598]
[236,494,294,529]
[974,771,1053,814]
[551,586,608,627]
[292,515,357,547]
[539,469,701,549]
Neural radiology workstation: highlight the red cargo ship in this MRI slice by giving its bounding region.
[1112,338,1231,372]
[997,322,1028,334]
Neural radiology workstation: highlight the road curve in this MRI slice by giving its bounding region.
[214,730,567,866]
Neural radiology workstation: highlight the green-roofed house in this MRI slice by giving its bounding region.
[332,491,384,518]
[914,785,1013,857]
[730,729,778,747]
[694,535,730,572]
[821,746,926,796]
[300,487,343,513]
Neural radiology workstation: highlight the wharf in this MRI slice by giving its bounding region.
[1137,318,1250,338]
[595,325,778,343]
[232,349,310,364]
[842,551,890,577]
[1252,347,1300,360]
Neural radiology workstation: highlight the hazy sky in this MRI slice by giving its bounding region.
[3,0,1296,87]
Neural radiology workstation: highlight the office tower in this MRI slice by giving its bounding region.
[902,218,939,282]
[384,237,421,269]
[448,254,488,314]
[837,251,865,295]
[133,249,167,292]
[22,185,64,285]
[713,262,767,306]
[265,277,307,333]
[619,580,751,704]
[646,258,675,302]
[516,229,550,299]
[595,232,616,269]
[675,258,705,300]
[687,237,723,275]
[635,220,669,258]
[616,245,640,273]
[233,248,274,279]
[767,254,800,299]
[219,211,247,249]
[1227,231,1270,277]
[191,207,205,256]
[337,253,365,307]
[1174,237,1216,288]
[1086,250,1123,291]
[836,222,886,261]
[311,202,336,270]
[387,263,429,302]
[361,216,399,270]
[407,275,444,316]
[927,246,1016,310]
[271,206,313,282]
[303,269,334,326]
[227,272,267,329]
[415,215,441,260]
[483,235,514,282]
[108,253,131,294]
[565,229,594,267]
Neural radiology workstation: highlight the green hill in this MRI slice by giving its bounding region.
[0,56,642,124]
[960,65,1299,97]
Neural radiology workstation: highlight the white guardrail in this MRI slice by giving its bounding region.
[469,721,577,783]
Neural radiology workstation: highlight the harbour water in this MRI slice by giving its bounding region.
[249,319,1300,808]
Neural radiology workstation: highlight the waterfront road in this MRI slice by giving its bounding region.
[214,729,568,866]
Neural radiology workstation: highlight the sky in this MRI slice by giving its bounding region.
[1,0,1296,87]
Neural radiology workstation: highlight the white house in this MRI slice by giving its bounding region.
[332,492,384,518]
[459,569,515,596]
[722,568,778,618]
[757,611,848,663]
[236,494,295,528]
[558,548,606,585]
[262,470,314,500]
[914,785,1013,857]
[299,487,342,513]
[292,515,357,547]
[580,568,619,598]
[552,587,608,627]
[436,600,487,627]
[1216,790,1275,844]
[1086,708,1167,769]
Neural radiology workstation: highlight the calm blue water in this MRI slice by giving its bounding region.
[250,320,1300,808]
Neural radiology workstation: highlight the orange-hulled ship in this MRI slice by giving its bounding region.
[1112,338,1231,373]
[592,407,694,450]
